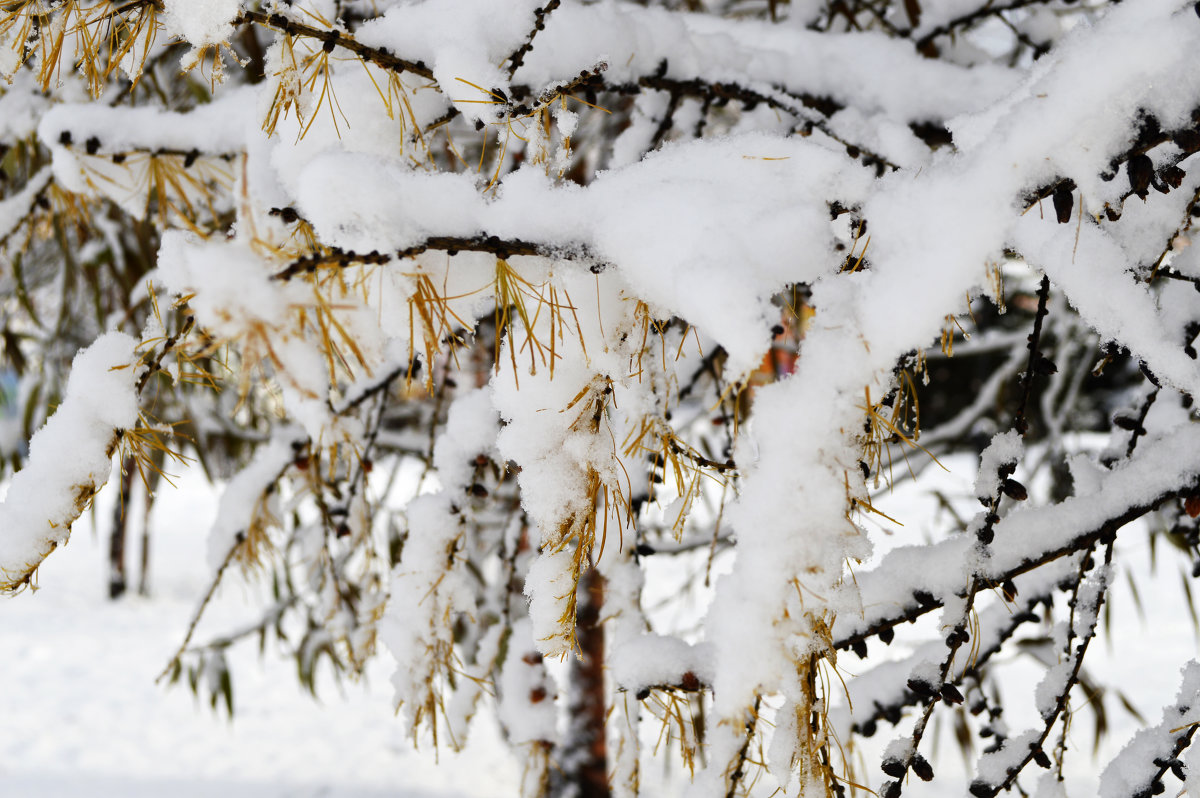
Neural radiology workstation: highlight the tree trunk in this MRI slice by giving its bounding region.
[107,456,135,599]
[551,568,608,798]
[137,494,152,596]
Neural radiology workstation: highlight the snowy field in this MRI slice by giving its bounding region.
[3,453,1199,797]
[0,466,520,798]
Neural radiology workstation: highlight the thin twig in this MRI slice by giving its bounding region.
[506,0,561,78]
[155,540,240,682]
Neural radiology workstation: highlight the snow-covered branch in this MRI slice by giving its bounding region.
[0,333,140,591]
[7,0,1200,795]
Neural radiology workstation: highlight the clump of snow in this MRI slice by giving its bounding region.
[381,388,504,739]
[155,233,330,409]
[156,233,293,337]
[204,431,300,571]
[0,71,52,141]
[1099,661,1200,798]
[976,430,1023,502]
[39,88,254,156]
[162,0,243,48]
[975,729,1042,789]
[1035,660,1073,720]
[382,492,474,732]
[356,0,542,125]
[496,618,557,745]
[297,134,876,376]
[37,91,255,220]
[431,388,500,490]
[0,166,51,244]
[1015,216,1200,397]
[523,548,577,657]
[0,334,140,591]
[610,633,714,695]
[296,154,487,254]
[514,2,1020,121]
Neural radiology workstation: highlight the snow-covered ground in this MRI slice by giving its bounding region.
[0,466,519,797]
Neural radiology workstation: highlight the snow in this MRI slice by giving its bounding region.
[295,134,875,375]
[975,430,1023,503]
[496,619,557,746]
[507,2,1020,121]
[162,0,243,49]
[0,467,519,797]
[296,155,487,254]
[204,431,301,571]
[355,0,541,126]
[1015,215,1200,396]
[839,417,1200,647]
[39,89,255,157]
[1099,661,1200,798]
[680,6,1200,769]
[522,547,577,657]
[0,333,140,592]
[0,165,50,244]
[610,633,714,696]
[381,388,503,738]
[976,729,1042,789]
[37,92,255,220]
[0,71,51,141]
[1034,660,1073,720]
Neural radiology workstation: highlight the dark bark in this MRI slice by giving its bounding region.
[137,495,151,597]
[551,568,608,798]
[107,456,135,599]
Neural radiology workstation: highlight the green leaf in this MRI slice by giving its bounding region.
[1125,568,1145,624]
[1183,568,1200,638]
[21,379,41,440]
[12,251,42,328]
[219,667,234,719]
